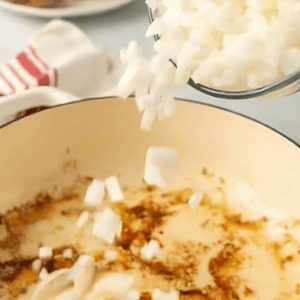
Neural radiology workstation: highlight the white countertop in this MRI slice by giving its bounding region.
[0,0,300,144]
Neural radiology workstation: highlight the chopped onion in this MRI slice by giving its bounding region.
[63,248,73,259]
[93,208,122,244]
[84,179,105,206]
[104,250,118,260]
[152,288,180,300]
[144,147,181,188]
[105,176,124,202]
[39,268,49,281]
[127,289,141,300]
[141,105,157,131]
[76,211,90,229]
[70,255,96,299]
[140,239,161,261]
[188,191,204,209]
[116,0,300,130]
[39,247,53,259]
[32,259,42,274]
[281,47,300,75]
[33,268,72,300]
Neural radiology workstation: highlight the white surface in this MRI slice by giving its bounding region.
[0,0,133,18]
[0,0,299,144]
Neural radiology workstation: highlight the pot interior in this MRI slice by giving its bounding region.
[0,97,299,217]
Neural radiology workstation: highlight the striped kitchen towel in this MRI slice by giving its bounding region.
[0,19,118,98]
[0,45,56,96]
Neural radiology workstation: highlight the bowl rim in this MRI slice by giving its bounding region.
[1,95,299,150]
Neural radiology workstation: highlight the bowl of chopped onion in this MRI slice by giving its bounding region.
[142,0,300,100]
[0,96,300,300]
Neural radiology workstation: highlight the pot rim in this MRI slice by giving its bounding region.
[1,95,299,150]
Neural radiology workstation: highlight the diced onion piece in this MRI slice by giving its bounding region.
[152,289,180,300]
[135,86,150,112]
[39,268,49,281]
[144,147,181,188]
[247,72,263,89]
[127,289,141,300]
[141,106,156,131]
[144,163,166,188]
[147,147,180,168]
[105,176,124,202]
[115,66,138,99]
[63,248,73,259]
[84,179,105,206]
[281,48,300,75]
[76,211,90,229]
[39,247,53,259]
[104,250,118,261]
[89,273,137,299]
[32,259,42,274]
[162,96,177,118]
[140,239,161,261]
[70,255,96,298]
[188,191,204,208]
[93,208,122,244]
[33,268,72,300]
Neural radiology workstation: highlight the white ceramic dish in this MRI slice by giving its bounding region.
[0,0,133,18]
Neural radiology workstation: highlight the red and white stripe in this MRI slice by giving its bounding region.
[0,45,55,96]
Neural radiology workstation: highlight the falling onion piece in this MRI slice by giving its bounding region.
[188,191,204,208]
[105,176,124,202]
[144,147,181,188]
[140,239,161,261]
[93,208,122,244]
[141,105,157,131]
[84,179,105,206]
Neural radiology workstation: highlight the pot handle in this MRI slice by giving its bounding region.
[0,86,80,127]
